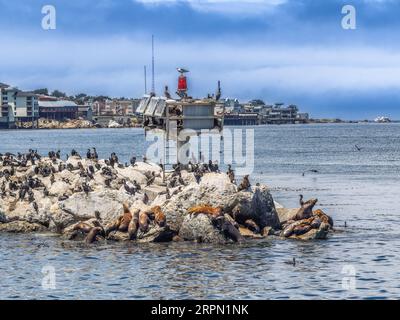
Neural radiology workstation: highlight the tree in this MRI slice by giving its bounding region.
[75,93,87,99]
[51,90,66,98]
[249,99,265,106]
[33,88,49,95]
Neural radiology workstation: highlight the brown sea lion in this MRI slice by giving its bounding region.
[187,205,222,218]
[213,216,244,243]
[139,212,150,233]
[237,175,251,191]
[244,219,260,233]
[295,195,318,220]
[73,222,93,233]
[313,209,334,227]
[85,227,103,244]
[153,206,166,227]
[128,209,140,240]
[118,203,132,232]
[104,203,132,235]
[292,223,312,236]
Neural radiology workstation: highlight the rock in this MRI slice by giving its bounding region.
[108,120,123,128]
[143,185,167,203]
[294,222,330,240]
[59,190,133,226]
[136,225,175,243]
[116,167,148,185]
[163,173,279,232]
[49,180,71,197]
[226,185,280,229]
[238,226,264,239]
[133,162,163,177]
[107,231,130,242]
[276,208,298,225]
[0,220,47,233]
[200,172,237,194]
[178,213,228,244]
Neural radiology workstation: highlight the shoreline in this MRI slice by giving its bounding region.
[2,121,398,132]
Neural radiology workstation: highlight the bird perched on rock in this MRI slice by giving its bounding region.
[238,175,251,191]
[295,195,318,220]
[227,164,235,183]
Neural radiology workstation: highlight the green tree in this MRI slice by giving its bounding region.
[33,88,49,95]
[51,90,66,98]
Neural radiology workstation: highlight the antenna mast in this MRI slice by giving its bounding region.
[151,34,155,94]
[144,65,147,94]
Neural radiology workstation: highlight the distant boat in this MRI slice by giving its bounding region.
[374,116,391,123]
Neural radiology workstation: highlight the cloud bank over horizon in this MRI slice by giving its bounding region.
[1,0,400,119]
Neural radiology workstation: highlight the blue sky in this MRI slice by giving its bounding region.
[1,0,400,119]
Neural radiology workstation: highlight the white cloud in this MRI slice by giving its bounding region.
[135,0,286,15]
[1,34,400,101]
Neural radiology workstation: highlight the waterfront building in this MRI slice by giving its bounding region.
[39,100,78,120]
[77,105,93,121]
[0,83,15,128]
[0,84,39,127]
[262,104,299,124]
[224,112,259,125]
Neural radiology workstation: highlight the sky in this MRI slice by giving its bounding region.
[0,0,400,119]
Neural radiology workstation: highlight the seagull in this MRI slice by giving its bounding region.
[177,67,189,74]
[355,145,362,151]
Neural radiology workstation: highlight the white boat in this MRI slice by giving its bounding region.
[374,116,391,123]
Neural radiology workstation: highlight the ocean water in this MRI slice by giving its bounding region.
[1,123,400,299]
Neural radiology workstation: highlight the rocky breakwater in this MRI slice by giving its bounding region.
[0,150,334,244]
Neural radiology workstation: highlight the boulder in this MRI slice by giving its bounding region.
[162,173,280,232]
[136,225,175,243]
[226,186,280,229]
[58,190,134,226]
[0,220,47,233]
[276,208,298,225]
[178,213,228,244]
[116,167,148,185]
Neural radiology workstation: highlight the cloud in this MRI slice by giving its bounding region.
[2,35,400,99]
[135,0,286,15]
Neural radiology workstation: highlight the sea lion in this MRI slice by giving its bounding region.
[237,175,251,191]
[153,206,166,227]
[292,223,312,236]
[128,209,140,240]
[85,227,103,244]
[73,222,93,233]
[104,203,132,235]
[213,216,244,243]
[295,195,318,220]
[139,211,150,233]
[187,205,222,218]
[118,203,132,232]
[244,219,260,233]
[313,209,334,227]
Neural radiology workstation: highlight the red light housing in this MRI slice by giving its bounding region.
[178,75,187,92]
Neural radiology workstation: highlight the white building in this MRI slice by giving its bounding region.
[0,84,39,124]
[0,83,15,128]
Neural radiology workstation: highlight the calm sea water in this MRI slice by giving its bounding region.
[1,123,400,299]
